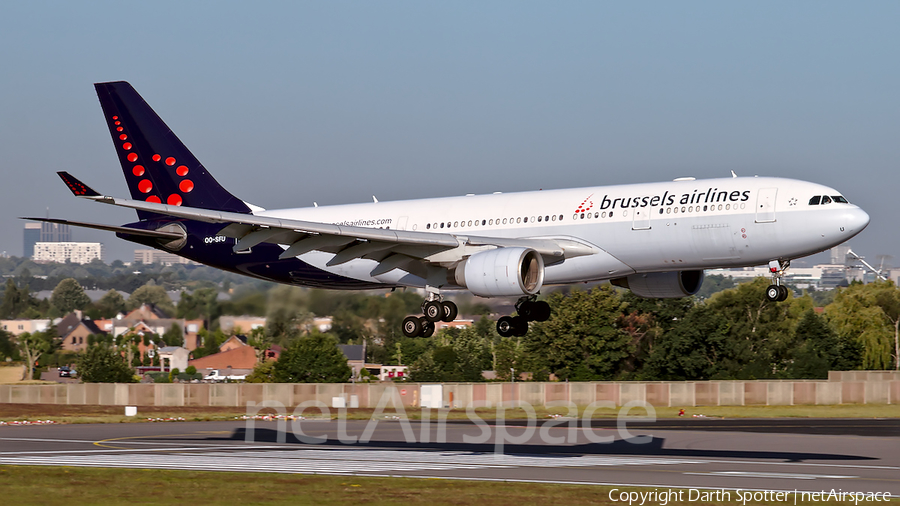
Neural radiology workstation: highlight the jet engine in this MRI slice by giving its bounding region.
[450,247,544,297]
[611,270,704,298]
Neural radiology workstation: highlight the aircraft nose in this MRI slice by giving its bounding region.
[846,207,870,233]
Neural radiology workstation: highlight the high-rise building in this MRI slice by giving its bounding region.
[40,221,71,242]
[133,249,196,266]
[33,242,103,264]
[23,223,41,258]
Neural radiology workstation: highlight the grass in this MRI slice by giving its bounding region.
[0,365,24,384]
[0,466,890,505]
[0,402,897,425]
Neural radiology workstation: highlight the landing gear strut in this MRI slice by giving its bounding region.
[765,259,790,302]
[496,295,551,337]
[402,294,458,338]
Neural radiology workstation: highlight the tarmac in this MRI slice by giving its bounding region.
[0,417,897,496]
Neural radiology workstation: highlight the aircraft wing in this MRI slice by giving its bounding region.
[57,172,597,276]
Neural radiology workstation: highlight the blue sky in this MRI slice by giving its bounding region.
[1,2,897,265]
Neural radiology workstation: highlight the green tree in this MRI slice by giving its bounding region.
[0,329,17,361]
[825,282,896,369]
[246,360,277,383]
[273,332,351,383]
[789,309,862,378]
[696,277,811,378]
[0,278,43,319]
[49,278,91,315]
[78,344,136,383]
[16,331,53,380]
[163,323,184,347]
[95,289,127,317]
[177,288,221,324]
[640,304,732,380]
[127,284,176,316]
[526,286,632,380]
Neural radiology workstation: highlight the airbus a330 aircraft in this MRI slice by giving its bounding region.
[29,81,870,338]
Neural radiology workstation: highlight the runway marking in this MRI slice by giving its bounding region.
[0,449,708,475]
[684,471,858,480]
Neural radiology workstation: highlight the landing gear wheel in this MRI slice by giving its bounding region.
[423,301,443,322]
[518,300,535,320]
[765,285,780,302]
[441,301,458,322]
[497,316,516,337]
[511,315,529,337]
[777,285,789,302]
[532,301,551,322]
[402,316,422,337]
[420,318,435,338]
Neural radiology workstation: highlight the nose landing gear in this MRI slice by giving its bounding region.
[401,295,459,338]
[496,295,551,337]
[765,259,790,302]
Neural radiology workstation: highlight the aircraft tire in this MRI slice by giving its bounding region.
[423,301,443,322]
[497,316,516,337]
[518,300,535,320]
[778,285,789,302]
[765,285,781,302]
[420,319,435,338]
[441,301,458,322]
[511,315,529,337]
[532,301,551,322]
[402,316,422,338]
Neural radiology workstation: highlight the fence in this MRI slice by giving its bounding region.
[1,376,898,408]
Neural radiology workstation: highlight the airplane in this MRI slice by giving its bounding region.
[26,81,870,339]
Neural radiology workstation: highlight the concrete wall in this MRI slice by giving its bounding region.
[1,378,897,408]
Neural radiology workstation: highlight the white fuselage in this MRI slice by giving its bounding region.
[256,176,870,291]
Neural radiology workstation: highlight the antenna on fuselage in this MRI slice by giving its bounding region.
[731,170,738,178]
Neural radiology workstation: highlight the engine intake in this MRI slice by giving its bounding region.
[611,270,704,298]
[451,247,544,297]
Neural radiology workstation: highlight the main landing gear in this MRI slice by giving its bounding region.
[496,296,551,337]
[765,259,790,302]
[402,296,459,338]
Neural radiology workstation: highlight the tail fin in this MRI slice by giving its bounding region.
[94,81,251,218]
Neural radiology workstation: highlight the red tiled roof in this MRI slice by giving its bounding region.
[188,345,257,370]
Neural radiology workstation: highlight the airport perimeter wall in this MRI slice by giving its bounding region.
[1,375,898,408]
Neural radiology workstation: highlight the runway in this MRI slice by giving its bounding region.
[0,418,897,495]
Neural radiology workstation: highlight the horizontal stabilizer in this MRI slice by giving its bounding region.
[57,172,101,197]
[19,217,184,240]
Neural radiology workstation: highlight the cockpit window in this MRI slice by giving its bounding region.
[821,195,833,204]
[808,196,821,205]
[832,195,848,203]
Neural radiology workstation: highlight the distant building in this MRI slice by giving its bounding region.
[59,320,106,353]
[133,249,196,266]
[0,319,50,336]
[23,223,41,258]
[33,242,103,264]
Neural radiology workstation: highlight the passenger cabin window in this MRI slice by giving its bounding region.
[809,196,821,205]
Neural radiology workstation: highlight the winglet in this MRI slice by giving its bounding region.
[57,171,101,197]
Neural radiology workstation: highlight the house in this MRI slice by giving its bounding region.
[218,334,248,352]
[188,345,257,377]
[1,319,50,336]
[157,346,190,372]
[59,320,107,353]
[218,315,266,334]
[339,344,382,380]
[55,312,83,339]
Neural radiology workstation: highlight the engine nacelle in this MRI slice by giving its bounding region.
[611,270,704,298]
[451,247,544,297]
